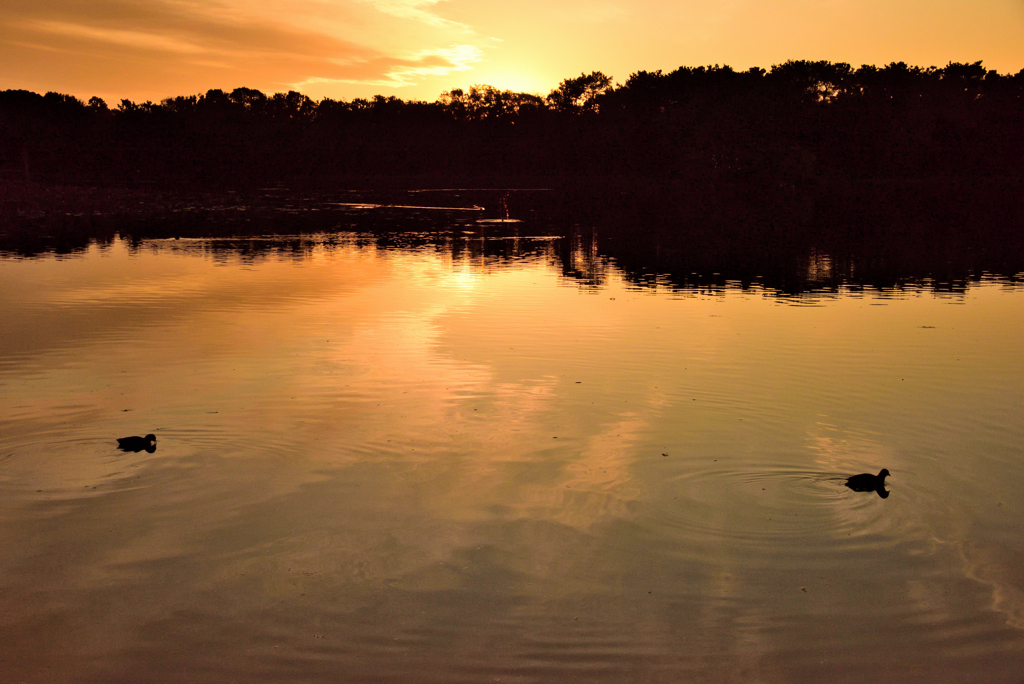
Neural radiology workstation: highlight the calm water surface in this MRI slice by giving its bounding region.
[2,226,1024,682]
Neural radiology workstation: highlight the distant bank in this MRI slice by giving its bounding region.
[1,60,1022,189]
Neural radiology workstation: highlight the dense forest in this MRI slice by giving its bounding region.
[2,60,1023,188]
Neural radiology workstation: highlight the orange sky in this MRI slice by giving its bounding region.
[1,0,1022,105]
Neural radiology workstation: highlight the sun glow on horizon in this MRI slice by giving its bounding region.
[453,68,552,97]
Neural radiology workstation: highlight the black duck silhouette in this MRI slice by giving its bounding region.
[117,434,157,453]
[845,468,889,498]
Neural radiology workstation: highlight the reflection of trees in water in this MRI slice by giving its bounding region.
[188,233,577,276]
[590,182,1024,295]
[2,186,1021,295]
[561,229,608,289]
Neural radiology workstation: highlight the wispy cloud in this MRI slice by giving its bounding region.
[295,43,482,89]
[24,20,207,55]
[359,0,471,30]
[0,0,487,100]
[389,44,483,82]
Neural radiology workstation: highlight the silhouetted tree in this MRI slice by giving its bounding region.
[268,90,316,121]
[1,60,1021,187]
[439,85,545,121]
[547,72,613,112]
[229,87,268,114]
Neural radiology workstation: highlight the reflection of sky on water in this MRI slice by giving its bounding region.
[1,237,1024,681]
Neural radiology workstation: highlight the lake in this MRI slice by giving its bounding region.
[1,188,1023,682]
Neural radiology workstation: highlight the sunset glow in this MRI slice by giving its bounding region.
[2,0,1022,104]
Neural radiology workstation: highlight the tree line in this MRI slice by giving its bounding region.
[2,60,1022,187]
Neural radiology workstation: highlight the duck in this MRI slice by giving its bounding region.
[117,434,157,453]
[845,468,890,498]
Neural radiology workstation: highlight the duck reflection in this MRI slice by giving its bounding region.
[845,468,890,498]
[117,434,157,453]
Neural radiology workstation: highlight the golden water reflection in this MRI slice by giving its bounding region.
[1,237,1023,682]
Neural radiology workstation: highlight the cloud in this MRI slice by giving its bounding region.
[295,44,483,89]
[359,0,471,30]
[4,1,379,59]
[0,0,487,100]
[23,20,208,55]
